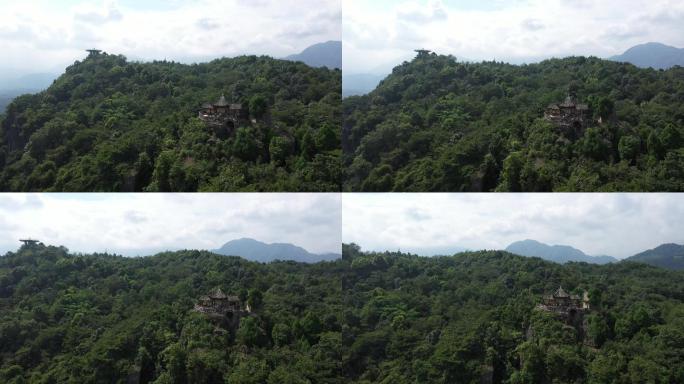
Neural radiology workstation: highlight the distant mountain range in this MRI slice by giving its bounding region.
[505,239,618,264]
[285,41,341,69]
[0,73,58,112]
[625,243,684,270]
[610,42,684,69]
[213,238,340,263]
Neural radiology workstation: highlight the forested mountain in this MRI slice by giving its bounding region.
[610,42,684,70]
[0,244,343,383]
[626,243,684,270]
[342,243,684,383]
[285,41,342,69]
[214,238,340,263]
[0,51,341,192]
[343,51,684,191]
[506,239,617,264]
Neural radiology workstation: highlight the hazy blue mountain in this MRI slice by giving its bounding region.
[505,239,617,264]
[0,73,58,112]
[610,42,684,69]
[625,243,684,270]
[213,238,340,263]
[399,245,468,257]
[0,93,17,113]
[343,73,387,97]
[285,41,341,69]
[0,72,57,91]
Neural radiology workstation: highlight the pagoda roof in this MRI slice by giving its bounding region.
[209,287,228,299]
[554,286,570,298]
[215,95,230,107]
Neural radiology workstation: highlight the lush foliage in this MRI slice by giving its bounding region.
[0,52,341,191]
[343,52,684,191]
[342,243,684,383]
[0,244,343,383]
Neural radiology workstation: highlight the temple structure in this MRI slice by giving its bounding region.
[198,95,247,137]
[544,92,590,140]
[539,286,590,314]
[193,288,246,329]
[19,239,39,246]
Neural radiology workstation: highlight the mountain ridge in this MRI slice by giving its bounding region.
[625,243,684,270]
[213,237,340,263]
[505,239,618,264]
[285,40,341,69]
[610,42,684,69]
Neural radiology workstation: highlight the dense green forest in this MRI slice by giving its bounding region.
[342,244,684,383]
[343,52,684,191]
[0,244,343,383]
[0,52,341,191]
[3,243,683,383]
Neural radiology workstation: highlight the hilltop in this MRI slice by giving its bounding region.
[626,243,684,270]
[0,244,343,382]
[285,41,342,69]
[343,51,684,191]
[0,51,341,192]
[610,42,684,70]
[342,243,684,383]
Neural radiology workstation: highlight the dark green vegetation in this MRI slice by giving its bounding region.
[342,244,684,383]
[626,243,684,270]
[0,244,343,383]
[0,52,341,191]
[343,52,684,191]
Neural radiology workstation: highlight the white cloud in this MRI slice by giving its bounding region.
[342,193,684,258]
[343,0,684,73]
[0,193,341,256]
[0,0,340,76]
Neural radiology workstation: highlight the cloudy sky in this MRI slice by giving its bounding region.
[343,0,684,73]
[0,0,340,78]
[0,193,341,256]
[343,193,684,258]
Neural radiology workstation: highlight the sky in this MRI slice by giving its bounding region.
[0,0,341,78]
[343,0,684,73]
[0,193,341,256]
[343,193,684,259]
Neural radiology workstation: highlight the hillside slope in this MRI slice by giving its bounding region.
[626,243,684,270]
[342,244,684,383]
[610,42,684,69]
[285,41,342,69]
[0,244,343,383]
[0,52,341,192]
[343,52,684,192]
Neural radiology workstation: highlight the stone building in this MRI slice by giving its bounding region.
[539,286,590,313]
[544,92,590,140]
[194,288,246,329]
[198,95,248,138]
[536,286,591,343]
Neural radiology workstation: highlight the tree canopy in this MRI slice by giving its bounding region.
[0,52,341,191]
[0,244,343,383]
[343,54,684,191]
[342,244,684,383]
